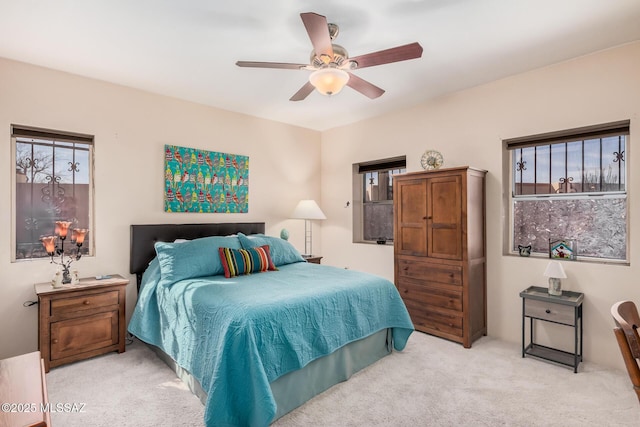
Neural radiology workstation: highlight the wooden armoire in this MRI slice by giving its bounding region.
[393,166,487,348]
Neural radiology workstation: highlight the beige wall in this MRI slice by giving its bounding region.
[1,41,638,370]
[0,58,321,359]
[321,41,640,370]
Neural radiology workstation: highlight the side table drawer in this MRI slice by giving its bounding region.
[524,299,575,326]
[51,290,119,316]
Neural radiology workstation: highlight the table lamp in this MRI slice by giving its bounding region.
[544,261,567,296]
[291,199,326,256]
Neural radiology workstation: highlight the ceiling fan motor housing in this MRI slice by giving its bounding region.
[311,44,350,68]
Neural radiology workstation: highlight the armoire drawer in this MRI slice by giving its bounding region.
[397,259,462,286]
[405,302,463,337]
[397,279,462,311]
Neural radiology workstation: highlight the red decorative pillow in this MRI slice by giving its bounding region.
[218,245,277,278]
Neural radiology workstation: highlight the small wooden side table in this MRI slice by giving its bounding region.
[35,274,128,372]
[520,285,584,373]
[302,255,323,264]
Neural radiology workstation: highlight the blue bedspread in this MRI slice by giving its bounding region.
[128,260,414,427]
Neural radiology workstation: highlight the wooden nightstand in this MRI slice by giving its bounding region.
[303,255,322,264]
[35,274,128,372]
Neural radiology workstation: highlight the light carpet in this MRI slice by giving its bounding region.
[47,332,640,426]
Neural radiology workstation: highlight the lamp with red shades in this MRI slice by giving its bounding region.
[41,221,88,284]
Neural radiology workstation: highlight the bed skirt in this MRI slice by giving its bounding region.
[147,328,392,422]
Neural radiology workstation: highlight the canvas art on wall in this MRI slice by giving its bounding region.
[164,144,249,213]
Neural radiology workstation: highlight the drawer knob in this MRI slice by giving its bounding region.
[52,339,58,344]
[83,300,90,305]
[545,309,551,314]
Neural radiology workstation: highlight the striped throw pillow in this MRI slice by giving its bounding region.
[218,245,278,278]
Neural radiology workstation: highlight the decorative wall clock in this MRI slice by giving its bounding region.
[420,150,444,170]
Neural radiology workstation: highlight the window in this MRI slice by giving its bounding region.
[352,156,406,243]
[12,125,94,261]
[505,121,629,261]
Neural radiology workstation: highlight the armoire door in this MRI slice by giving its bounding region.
[427,174,462,259]
[394,178,428,256]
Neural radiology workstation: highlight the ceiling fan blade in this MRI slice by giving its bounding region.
[236,61,307,70]
[349,42,423,69]
[300,12,334,59]
[290,81,316,101]
[347,73,385,99]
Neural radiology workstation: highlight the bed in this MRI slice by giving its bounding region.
[128,222,414,427]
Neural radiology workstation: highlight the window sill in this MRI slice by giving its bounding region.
[504,252,630,266]
[354,240,394,246]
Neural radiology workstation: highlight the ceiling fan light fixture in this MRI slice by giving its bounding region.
[309,68,349,96]
[237,12,422,101]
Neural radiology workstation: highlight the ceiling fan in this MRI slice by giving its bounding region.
[236,12,423,101]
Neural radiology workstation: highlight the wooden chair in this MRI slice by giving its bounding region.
[611,300,640,403]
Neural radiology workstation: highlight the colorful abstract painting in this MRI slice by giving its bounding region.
[164,145,249,213]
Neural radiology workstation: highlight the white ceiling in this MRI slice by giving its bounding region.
[1,1,639,131]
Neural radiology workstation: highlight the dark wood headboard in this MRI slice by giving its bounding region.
[130,222,265,288]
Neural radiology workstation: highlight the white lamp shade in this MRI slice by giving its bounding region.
[309,68,349,96]
[543,261,567,279]
[291,200,326,220]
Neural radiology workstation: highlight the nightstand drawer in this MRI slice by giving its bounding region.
[51,290,119,316]
[524,298,575,326]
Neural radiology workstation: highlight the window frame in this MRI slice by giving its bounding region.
[352,156,406,244]
[504,120,630,263]
[11,125,95,263]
